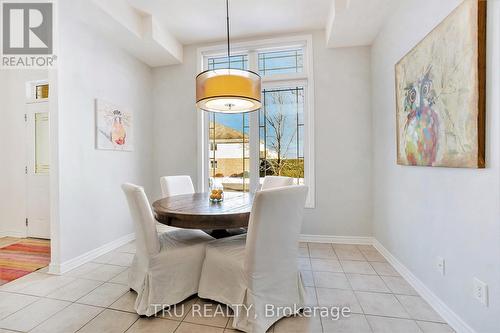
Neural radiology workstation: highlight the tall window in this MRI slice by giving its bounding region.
[199,36,315,206]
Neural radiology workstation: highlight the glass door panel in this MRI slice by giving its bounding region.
[35,112,50,174]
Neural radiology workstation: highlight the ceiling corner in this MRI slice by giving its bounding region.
[325,0,336,46]
[84,0,184,67]
[325,0,351,48]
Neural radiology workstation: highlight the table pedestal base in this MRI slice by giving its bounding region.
[205,228,247,239]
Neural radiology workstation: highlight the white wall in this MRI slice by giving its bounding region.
[0,69,47,237]
[371,1,500,331]
[152,44,199,188]
[54,0,154,264]
[152,30,373,237]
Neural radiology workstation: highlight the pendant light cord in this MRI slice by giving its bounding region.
[226,0,231,69]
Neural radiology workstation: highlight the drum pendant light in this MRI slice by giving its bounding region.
[196,0,261,113]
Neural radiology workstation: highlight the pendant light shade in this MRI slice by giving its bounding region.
[195,0,261,113]
[196,68,261,113]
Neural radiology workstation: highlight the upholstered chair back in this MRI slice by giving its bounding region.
[122,183,161,258]
[261,176,294,190]
[160,175,195,198]
[244,185,308,290]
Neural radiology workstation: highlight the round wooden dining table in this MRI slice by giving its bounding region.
[152,192,254,233]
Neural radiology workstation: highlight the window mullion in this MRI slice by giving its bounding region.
[248,50,260,192]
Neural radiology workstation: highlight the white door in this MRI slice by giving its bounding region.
[26,101,50,239]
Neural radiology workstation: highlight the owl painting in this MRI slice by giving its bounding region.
[395,0,486,168]
[402,67,439,166]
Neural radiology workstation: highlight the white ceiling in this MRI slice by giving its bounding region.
[327,0,395,48]
[81,0,395,66]
[128,0,333,45]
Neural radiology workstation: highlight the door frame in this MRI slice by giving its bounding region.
[25,79,51,239]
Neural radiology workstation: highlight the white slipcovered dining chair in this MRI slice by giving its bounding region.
[160,175,195,197]
[198,185,309,333]
[121,183,214,316]
[260,175,294,190]
[158,175,196,233]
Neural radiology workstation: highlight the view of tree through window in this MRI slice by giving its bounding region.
[260,87,304,184]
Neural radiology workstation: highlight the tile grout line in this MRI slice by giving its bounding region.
[58,266,137,333]
[0,298,72,332]
[2,263,128,332]
[25,277,114,332]
[118,313,140,333]
[356,244,386,333]
[169,319,182,333]
[0,291,39,322]
[184,297,231,330]
[317,243,338,333]
[356,244,429,328]
[0,274,79,330]
[311,243,446,332]
[308,243,326,333]
[356,242,411,324]
[345,247,370,329]
[0,245,133,333]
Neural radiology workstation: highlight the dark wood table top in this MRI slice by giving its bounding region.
[152,192,254,229]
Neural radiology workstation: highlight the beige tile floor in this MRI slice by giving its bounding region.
[0,240,455,333]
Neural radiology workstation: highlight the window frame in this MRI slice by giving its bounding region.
[197,34,315,208]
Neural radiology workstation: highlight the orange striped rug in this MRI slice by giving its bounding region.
[0,239,50,286]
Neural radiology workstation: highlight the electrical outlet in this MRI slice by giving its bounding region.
[436,257,445,276]
[473,278,488,306]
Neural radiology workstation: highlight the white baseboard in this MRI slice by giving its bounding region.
[373,239,475,333]
[299,234,373,245]
[0,230,28,238]
[48,233,135,275]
